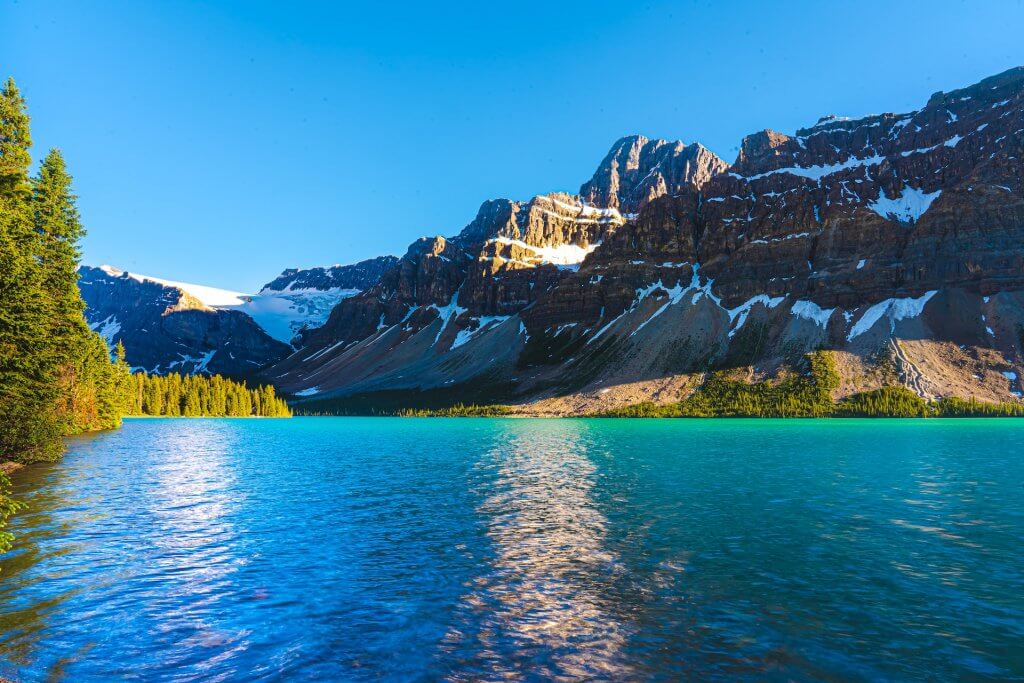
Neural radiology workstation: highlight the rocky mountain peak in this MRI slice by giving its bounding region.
[451,198,521,247]
[580,135,727,212]
[731,129,794,173]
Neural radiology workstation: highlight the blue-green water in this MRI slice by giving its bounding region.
[1,418,1023,681]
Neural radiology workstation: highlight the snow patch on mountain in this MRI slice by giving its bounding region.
[89,315,122,344]
[791,300,835,328]
[489,237,600,270]
[99,265,246,307]
[94,264,363,345]
[228,288,361,344]
[867,186,942,223]
[847,291,938,340]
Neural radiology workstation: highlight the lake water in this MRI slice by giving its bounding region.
[1,418,1023,681]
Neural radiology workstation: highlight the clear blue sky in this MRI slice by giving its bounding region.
[4,0,1023,292]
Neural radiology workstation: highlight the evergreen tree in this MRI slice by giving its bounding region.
[0,77,62,462]
[123,371,291,417]
[0,78,31,198]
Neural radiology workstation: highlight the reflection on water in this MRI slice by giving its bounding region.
[440,424,630,679]
[144,425,251,676]
[0,421,249,679]
[1,418,1023,681]
[0,451,82,671]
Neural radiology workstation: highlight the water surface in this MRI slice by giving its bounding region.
[1,418,1023,680]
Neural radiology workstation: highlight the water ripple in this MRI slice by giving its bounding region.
[0,418,1022,681]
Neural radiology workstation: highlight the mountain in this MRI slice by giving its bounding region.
[267,66,1024,413]
[78,265,290,376]
[579,135,727,212]
[78,256,397,376]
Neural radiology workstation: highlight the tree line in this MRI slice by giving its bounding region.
[124,372,291,417]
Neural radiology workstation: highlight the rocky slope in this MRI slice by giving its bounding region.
[78,257,396,376]
[269,66,1024,412]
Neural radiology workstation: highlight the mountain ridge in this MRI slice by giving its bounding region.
[78,65,1024,413]
[266,65,1024,413]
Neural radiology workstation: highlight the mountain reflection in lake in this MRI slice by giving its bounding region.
[439,424,630,679]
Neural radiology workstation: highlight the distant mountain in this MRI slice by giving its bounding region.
[260,256,398,293]
[77,256,397,375]
[266,66,1024,413]
[78,265,290,376]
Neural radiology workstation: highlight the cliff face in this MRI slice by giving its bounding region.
[579,135,728,212]
[270,66,1024,411]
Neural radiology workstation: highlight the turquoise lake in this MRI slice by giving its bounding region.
[1,417,1022,680]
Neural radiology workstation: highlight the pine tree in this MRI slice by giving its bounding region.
[0,78,31,198]
[0,77,62,462]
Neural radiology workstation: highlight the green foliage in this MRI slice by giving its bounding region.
[0,79,134,464]
[599,351,841,418]
[0,471,22,554]
[835,386,932,417]
[0,77,32,197]
[398,403,513,417]
[0,78,63,463]
[124,372,291,417]
[600,352,1024,419]
[935,396,1024,417]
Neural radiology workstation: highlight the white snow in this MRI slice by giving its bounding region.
[294,387,321,397]
[536,195,625,224]
[847,291,938,340]
[450,315,511,350]
[169,350,216,374]
[488,236,600,270]
[631,279,696,336]
[1002,371,1018,381]
[100,265,247,307]
[868,186,942,223]
[305,340,346,362]
[229,288,361,344]
[750,232,812,245]
[97,264,359,345]
[791,300,835,328]
[857,259,866,269]
[590,264,721,343]
[428,290,467,345]
[731,154,884,182]
[88,315,122,346]
[943,135,962,147]
[726,294,786,337]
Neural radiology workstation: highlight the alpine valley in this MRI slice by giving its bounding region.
[80,67,1024,414]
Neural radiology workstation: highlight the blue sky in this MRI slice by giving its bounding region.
[4,0,1023,292]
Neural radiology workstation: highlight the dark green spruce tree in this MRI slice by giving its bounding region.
[0,77,63,462]
[33,148,130,433]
